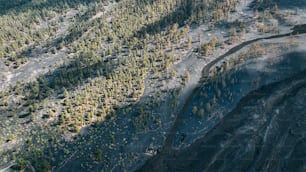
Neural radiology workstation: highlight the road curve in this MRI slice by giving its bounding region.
[137,24,306,171]
[138,68,306,172]
[0,162,16,172]
[163,24,306,150]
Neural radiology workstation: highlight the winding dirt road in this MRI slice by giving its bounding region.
[139,69,306,172]
[137,24,306,172]
[0,162,16,172]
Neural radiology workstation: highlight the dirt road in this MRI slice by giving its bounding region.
[137,24,306,172]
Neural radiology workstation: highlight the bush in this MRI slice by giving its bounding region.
[33,158,51,172]
[94,149,103,162]
[50,47,56,54]
[198,109,205,118]
[17,157,28,170]
[192,106,198,115]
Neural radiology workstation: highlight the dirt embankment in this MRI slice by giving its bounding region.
[138,68,306,172]
[137,24,306,172]
[162,24,306,150]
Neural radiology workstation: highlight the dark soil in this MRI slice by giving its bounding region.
[137,24,306,172]
[137,69,306,172]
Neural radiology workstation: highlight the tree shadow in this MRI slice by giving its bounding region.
[1,50,135,169]
[62,83,186,171]
[0,0,31,15]
[135,0,156,5]
[0,0,100,16]
[133,0,238,38]
[54,91,166,171]
[7,67,179,171]
[273,0,306,9]
[134,0,197,38]
[34,52,120,100]
[251,0,306,11]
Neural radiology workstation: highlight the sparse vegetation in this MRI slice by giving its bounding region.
[1,0,305,171]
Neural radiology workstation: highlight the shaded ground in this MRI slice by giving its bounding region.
[137,68,306,172]
[162,24,306,150]
[1,1,306,171]
[137,24,306,171]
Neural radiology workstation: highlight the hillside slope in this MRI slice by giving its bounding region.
[0,0,306,171]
